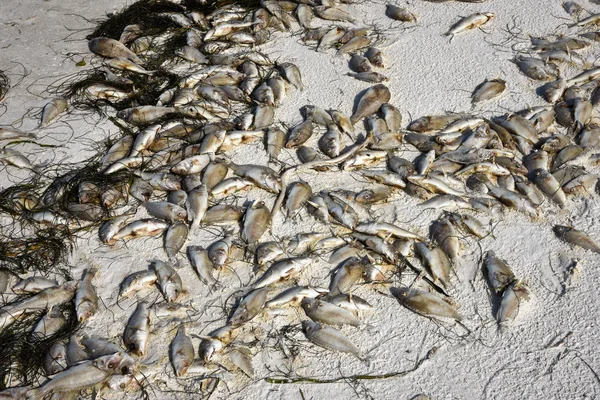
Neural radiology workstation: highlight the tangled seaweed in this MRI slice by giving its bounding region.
[0,303,77,389]
[0,70,9,102]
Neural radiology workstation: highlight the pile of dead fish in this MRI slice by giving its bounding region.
[2,0,600,398]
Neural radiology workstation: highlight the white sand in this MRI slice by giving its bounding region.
[1,0,600,399]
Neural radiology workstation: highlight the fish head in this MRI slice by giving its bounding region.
[93,352,124,372]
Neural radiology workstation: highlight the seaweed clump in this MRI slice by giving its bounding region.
[0,70,9,102]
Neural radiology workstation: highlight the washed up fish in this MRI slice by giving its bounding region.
[265,286,327,308]
[150,260,183,302]
[26,352,124,399]
[228,288,268,325]
[350,84,391,125]
[75,268,98,322]
[391,287,462,320]
[483,250,515,293]
[302,320,364,360]
[89,37,143,64]
[123,302,150,356]
[170,324,194,377]
[446,13,494,40]
[497,281,529,326]
[554,225,600,253]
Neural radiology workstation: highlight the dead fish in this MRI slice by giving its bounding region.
[144,202,187,222]
[265,286,327,308]
[329,257,363,295]
[351,84,391,125]
[186,185,208,232]
[348,71,389,83]
[44,342,67,375]
[228,288,269,325]
[150,260,183,302]
[117,106,176,125]
[328,294,373,313]
[252,257,312,289]
[285,181,312,217]
[198,325,236,364]
[483,250,516,293]
[365,47,385,68]
[539,78,566,103]
[446,13,494,39]
[301,297,362,327]
[529,168,567,207]
[12,277,58,294]
[202,162,229,190]
[514,56,559,81]
[553,225,600,253]
[392,287,462,320]
[279,62,303,90]
[242,201,271,245]
[228,347,254,377]
[187,246,215,285]
[208,234,234,269]
[112,219,168,242]
[164,222,189,259]
[39,97,69,128]
[386,5,416,22]
[408,114,462,133]
[119,270,157,298]
[349,54,372,73]
[89,37,143,64]
[26,352,124,399]
[75,268,98,322]
[123,302,150,356]
[497,281,529,326]
[302,320,364,359]
[415,242,451,288]
[170,324,194,377]
[226,162,281,193]
[472,79,506,103]
[266,126,285,159]
[203,204,244,224]
[0,127,37,141]
[285,119,314,148]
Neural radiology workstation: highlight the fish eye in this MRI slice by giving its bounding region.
[108,362,115,368]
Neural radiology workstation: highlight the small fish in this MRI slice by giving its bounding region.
[252,257,312,289]
[164,222,189,259]
[329,257,364,295]
[302,320,364,359]
[241,201,271,245]
[483,250,515,293]
[170,324,194,377]
[187,245,215,285]
[119,270,158,298]
[40,98,69,127]
[554,225,600,253]
[301,297,362,327]
[150,260,183,302]
[75,268,98,322]
[446,13,494,39]
[386,5,416,22]
[350,84,391,125]
[12,276,58,294]
[89,37,143,64]
[392,287,462,320]
[497,281,529,326]
[228,288,269,325]
[472,79,506,103]
[26,352,124,398]
[123,302,150,356]
[265,286,328,308]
